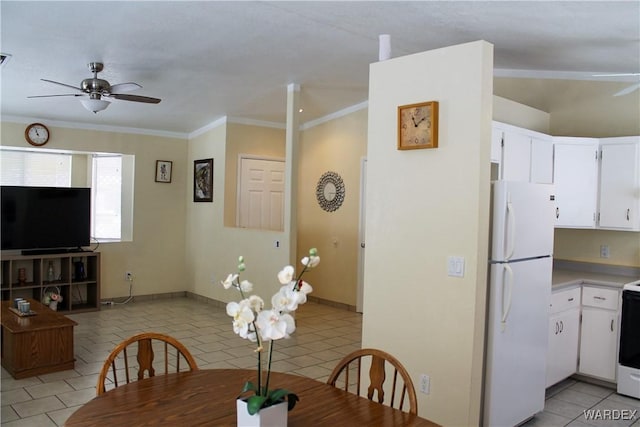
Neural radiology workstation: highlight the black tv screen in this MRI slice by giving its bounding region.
[1,186,91,253]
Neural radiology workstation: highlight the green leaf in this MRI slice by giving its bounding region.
[268,389,299,411]
[286,393,299,411]
[241,381,258,394]
[247,395,268,415]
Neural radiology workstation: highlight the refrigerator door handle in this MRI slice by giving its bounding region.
[501,264,514,332]
[505,199,516,261]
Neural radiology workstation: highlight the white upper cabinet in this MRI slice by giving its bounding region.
[552,136,640,231]
[552,138,599,228]
[502,128,531,181]
[598,137,640,231]
[530,136,554,184]
[493,121,553,184]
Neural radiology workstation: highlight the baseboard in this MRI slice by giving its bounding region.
[570,373,617,391]
[307,295,357,312]
[102,291,356,312]
[100,291,186,304]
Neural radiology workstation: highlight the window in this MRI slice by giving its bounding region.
[92,155,122,240]
[0,149,134,243]
[0,150,71,186]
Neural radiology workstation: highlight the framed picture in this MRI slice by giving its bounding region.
[397,101,439,150]
[155,160,173,183]
[193,158,213,202]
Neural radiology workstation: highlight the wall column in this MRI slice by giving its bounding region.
[284,83,300,265]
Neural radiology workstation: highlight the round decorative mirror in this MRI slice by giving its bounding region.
[316,171,345,212]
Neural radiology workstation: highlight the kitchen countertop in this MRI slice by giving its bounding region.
[552,260,640,291]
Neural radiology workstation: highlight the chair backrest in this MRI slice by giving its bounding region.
[96,332,198,395]
[326,348,418,414]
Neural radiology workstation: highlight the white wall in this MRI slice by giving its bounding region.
[0,121,188,300]
[186,122,292,305]
[493,95,550,133]
[362,41,493,426]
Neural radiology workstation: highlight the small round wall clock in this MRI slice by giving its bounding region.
[316,171,345,212]
[25,123,50,147]
[398,101,439,150]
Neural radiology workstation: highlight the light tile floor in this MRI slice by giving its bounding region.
[524,379,640,427]
[1,297,362,427]
[1,297,639,426]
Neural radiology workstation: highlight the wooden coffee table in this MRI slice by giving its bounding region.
[1,299,77,379]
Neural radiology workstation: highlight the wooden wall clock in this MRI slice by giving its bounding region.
[397,101,438,150]
[25,123,50,147]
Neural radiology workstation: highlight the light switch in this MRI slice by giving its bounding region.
[447,256,465,278]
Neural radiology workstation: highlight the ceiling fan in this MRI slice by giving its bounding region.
[592,73,640,97]
[28,62,161,113]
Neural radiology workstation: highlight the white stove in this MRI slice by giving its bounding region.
[617,280,640,399]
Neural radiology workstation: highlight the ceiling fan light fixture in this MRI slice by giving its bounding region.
[81,98,111,113]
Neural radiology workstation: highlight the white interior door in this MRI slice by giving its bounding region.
[238,157,285,231]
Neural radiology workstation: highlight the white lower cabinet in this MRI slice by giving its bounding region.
[578,286,621,382]
[546,284,622,388]
[546,287,581,387]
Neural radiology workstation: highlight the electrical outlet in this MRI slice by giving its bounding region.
[600,245,610,258]
[419,374,430,394]
[125,271,133,281]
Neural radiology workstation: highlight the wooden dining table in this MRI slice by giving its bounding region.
[65,368,439,426]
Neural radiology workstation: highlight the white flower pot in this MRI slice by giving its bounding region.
[49,301,58,311]
[236,399,288,427]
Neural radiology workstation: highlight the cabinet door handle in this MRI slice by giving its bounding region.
[568,297,574,302]
[560,320,564,333]
[611,319,614,332]
[555,321,559,335]
[627,209,630,221]
[556,207,560,219]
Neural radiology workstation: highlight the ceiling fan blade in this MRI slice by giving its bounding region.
[28,94,86,98]
[109,93,161,104]
[109,82,141,93]
[41,79,84,92]
[614,82,640,97]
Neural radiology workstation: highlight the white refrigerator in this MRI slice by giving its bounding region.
[484,181,555,427]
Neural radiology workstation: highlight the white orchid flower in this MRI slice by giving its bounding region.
[271,284,298,311]
[277,265,295,284]
[240,280,253,293]
[297,280,313,295]
[301,255,320,268]
[289,282,311,306]
[226,300,255,339]
[256,309,295,341]
[248,295,264,313]
[221,273,238,289]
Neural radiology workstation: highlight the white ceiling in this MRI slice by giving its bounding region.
[1,1,639,136]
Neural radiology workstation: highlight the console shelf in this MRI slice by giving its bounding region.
[1,252,100,313]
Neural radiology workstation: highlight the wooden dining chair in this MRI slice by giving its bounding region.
[326,348,418,414]
[96,332,199,395]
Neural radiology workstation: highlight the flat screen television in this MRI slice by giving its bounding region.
[1,186,91,254]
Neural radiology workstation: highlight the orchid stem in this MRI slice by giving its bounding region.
[257,340,262,395]
[265,340,274,397]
